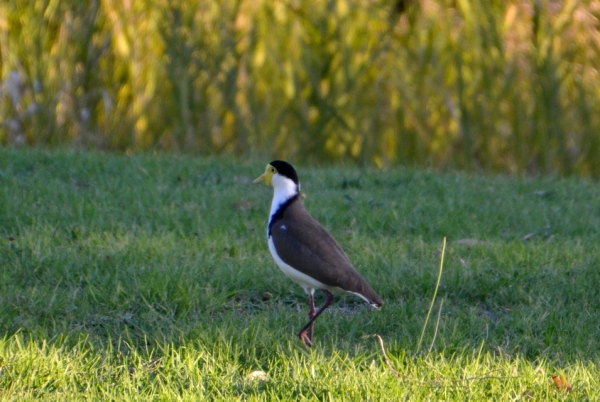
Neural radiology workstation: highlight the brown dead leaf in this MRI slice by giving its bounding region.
[551,374,572,393]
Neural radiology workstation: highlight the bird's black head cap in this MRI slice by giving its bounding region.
[269,160,299,185]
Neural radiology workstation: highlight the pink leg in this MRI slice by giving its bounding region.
[298,290,334,347]
[307,292,316,342]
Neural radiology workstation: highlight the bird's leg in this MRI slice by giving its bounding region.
[298,290,334,347]
[307,291,316,343]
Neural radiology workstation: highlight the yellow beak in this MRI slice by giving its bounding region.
[253,165,274,186]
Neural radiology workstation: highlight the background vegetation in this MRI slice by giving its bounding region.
[1,149,599,399]
[1,0,600,176]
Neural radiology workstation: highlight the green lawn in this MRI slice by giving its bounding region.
[1,148,599,400]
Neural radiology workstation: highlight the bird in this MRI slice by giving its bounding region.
[253,160,383,346]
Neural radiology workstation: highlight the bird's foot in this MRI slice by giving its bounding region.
[298,330,313,347]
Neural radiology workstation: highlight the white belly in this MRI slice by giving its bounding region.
[268,236,331,293]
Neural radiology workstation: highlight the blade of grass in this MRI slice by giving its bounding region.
[416,236,446,354]
[428,297,444,354]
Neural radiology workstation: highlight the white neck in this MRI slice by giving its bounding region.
[268,174,299,224]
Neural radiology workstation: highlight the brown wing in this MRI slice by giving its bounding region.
[270,199,383,306]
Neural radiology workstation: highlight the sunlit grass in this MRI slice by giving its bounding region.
[0,148,599,399]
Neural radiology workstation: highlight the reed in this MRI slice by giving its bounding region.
[1,0,599,176]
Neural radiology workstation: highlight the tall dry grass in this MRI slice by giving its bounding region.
[1,0,599,176]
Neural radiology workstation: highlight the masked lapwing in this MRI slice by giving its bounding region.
[253,160,383,346]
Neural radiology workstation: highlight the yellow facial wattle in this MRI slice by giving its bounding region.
[253,164,276,186]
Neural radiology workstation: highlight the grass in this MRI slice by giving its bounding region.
[1,147,599,400]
